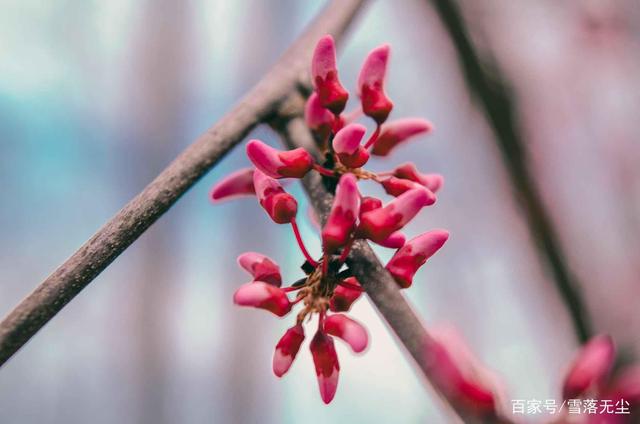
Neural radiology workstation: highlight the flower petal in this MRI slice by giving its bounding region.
[322,173,360,253]
[563,334,616,400]
[310,330,340,404]
[305,92,334,135]
[210,168,255,203]
[324,314,368,353]
[246,139,313,179]
[371,118,432,156]
[386,230,449,288]
[332,124,369,168]
[333,124,366,155]
[329,277,362,312]
[237,252,282,287]
[358,188,435,243]
[377,231,406,249]
[428,325,501,417]
[253,169,298,224]
[357,44,393,123]
[392,162,443,193]
[381,176,423,197]
[360,196,383,215]
[311,35,348,114]
[233,282,292,317]
[273,324,305,377]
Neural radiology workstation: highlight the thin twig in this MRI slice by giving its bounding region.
[270,96,512,424]
[429,0,592,342]
[0,0,368,367]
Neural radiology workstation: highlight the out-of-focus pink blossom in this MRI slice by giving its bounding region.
[386,230,449,288]
[332,124,370,168]
[563,334,616,400]
[329,277,362,312]
[428,325,502,417]
[358,188,436,243]
[310,330,340,404]
[246,139,313,179]
[311,35,348,114]
[371,118,432,156]
[322,173,360,253]
[210,168,255,203]
[357,44,393,124]
[273,324,305,377]
[324,314,368,353]
[606,366,640,404]
[253,169,298,224]
[233,282,292,317]
[237,252,282,287]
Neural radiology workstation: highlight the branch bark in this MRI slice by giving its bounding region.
[271,95,512,424]
[0,0,367,367]
[429,0,592,342]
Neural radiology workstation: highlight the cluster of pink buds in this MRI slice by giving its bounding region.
[559,335,640,423]
[210,35,448,404]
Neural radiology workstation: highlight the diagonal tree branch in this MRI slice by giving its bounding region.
[429,0,592,342]
[270,95,512,424]
[0,0,367,367]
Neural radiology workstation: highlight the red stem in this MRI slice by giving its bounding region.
[337,239,353,263]
[291,218,318,267]
[283,286,301,293]
[313,163,335,177]
[363,124,381,149]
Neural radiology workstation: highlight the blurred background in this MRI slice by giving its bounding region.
[1,0,639,422]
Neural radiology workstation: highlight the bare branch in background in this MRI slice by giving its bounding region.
[270,95,513,424]
[429,0,592,342]
[0,0,367,367]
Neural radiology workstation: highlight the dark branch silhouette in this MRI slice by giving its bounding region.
[430,0,592,342]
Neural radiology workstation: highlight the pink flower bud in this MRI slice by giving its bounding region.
[324,314,368,353]
[311,35,348,114]
[329,277,362,312]
[358,188,435,243]
[253,169,298,224]
[392,162,443,193]
[233,282,292,317]
[360,196,382,215]
[386,230,449,288]
[322,173,360,254]
[273,324,305,377]
[237,252,282,287]
[381,176,424,197]
[371,118,432,156]
[210,168,255,203]
[332,124,370,168]
[563,334,616,400]
[378,231,406,249]
[358,44,393,124]
[305,92,334,136]
[428,325,501,417]
[246,139,313,179]
[607,366,640,404]
[310,330,340,404]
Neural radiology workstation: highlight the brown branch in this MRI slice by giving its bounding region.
[0,0,368,367]
[429,0,592,342]
[270,95,512,424]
